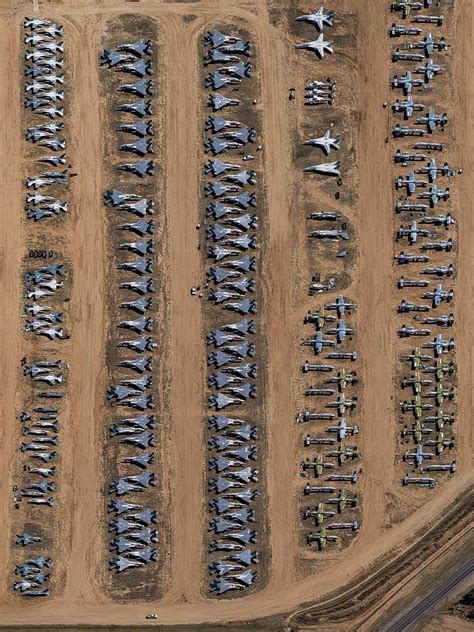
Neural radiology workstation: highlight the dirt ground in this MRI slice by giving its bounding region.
[0,0,472,627]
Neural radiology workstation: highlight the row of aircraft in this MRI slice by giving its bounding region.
[13,15,70,599]
[13,355,68,597]
[23,17,70,224]
[296,7,361,552]
[300,298,362,550]
[389,2,457,489]
[202,30,262,596]
[295,7,334,59]
[101,39,159,575]
[23,262,69,340]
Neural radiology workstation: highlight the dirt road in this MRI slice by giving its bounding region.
[0,0,472,627]
[352,0,395,547]
[58,14,106,604]
[160,12,206,604]
[256,0,298,592]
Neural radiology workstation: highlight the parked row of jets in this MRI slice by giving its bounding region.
[23,16,70,223]
[295,11,361,551]
[11,15,70,599]
[101,38,159,574]
[295,6,334,59]
[23,261,69,340]
[13,355,69,597]
[201,30,261,597]
[389,0,457,488]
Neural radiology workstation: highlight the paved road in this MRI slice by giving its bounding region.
[385,558,474,632]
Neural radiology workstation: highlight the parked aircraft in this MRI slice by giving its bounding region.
[204,30,243,49]
[421,461,455,474]
[303,130,340,155]
[304,307,336,330]
[301,454,334,477]
[325,417,359,440]
[208,93,241,112]
[117,160,154,178]
[390,1,424,19]
[401,371,432,394]
[415,159,455,182]
[307,527,338,550]
[397,220,435,244]
[404,32,447,57]
[326,319,355,343]
[302,502,336,526]
[296,7,333,30]
[417,184,450,206]
[422,383,455,406]
[117,39,153,57]
[15,533,41,547]
[395,149,426,164]
[115,59,153,78]
[412,14,444,26]
[325,442,358,465]
[310,229,348,240]
[390,23,422,37]
[402,419,433,442]
[403,444,435,466]
[117,120,154,138]
[393,124,426,138]
[392,70,424,95]
[421,284,454,307]
[420,239,453,253]
[396,170,428,194]
[327,488,357,512]
[393,95,425,119]
[400,395,432,418]
[423,334,455,357]
[417,107,447,133]
[326,369,358,391]
[302,331,336,354]
[414,59,443,81]
[324,295,356,317]
[422,359,455,381]
[326,394,356,416]
[304,160,340,176]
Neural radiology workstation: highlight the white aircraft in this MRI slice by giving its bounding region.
[296,7,333,31]
[303,130,340,155]
[296,33,333,58]
[304,160,340,176]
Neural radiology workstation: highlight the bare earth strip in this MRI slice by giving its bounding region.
[160,12,206,605]
[0,13,22,604]
[353,0,395,547]
[58,14,106,605]
[452,0,474,493]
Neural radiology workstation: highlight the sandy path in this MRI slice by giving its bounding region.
[160,13,206,604]
[352,0,395,543]
[452,0,474,482]
[254,0,299,592]
[0,14,22,602]
[58,15,106,603]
